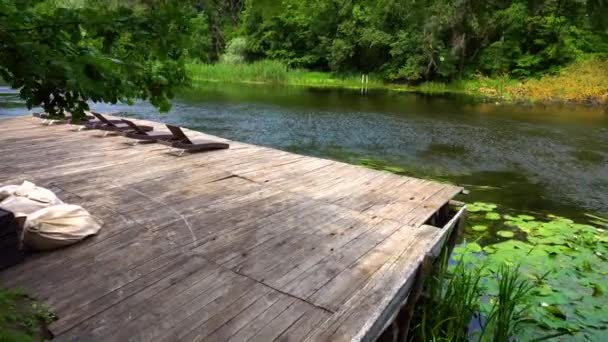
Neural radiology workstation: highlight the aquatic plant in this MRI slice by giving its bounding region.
[478,264,535,342]
[411,249,541,341]
[454,203,608,340]
[412,252,484,341]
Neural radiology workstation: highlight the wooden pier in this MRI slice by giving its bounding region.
[0,115,464,341]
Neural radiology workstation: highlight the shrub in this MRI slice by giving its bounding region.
[221,37,248,64]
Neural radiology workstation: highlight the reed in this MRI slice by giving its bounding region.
[410,252,538,341]
[187,60,384,89]
[412,252,483,341]
[478,264,535,342]
[187,60,289,84]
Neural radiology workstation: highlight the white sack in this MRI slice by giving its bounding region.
[23,204,102,251]
[0,181,63,217]
[0,185,20,201]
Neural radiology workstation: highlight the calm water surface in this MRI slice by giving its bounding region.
[1,84,607,221]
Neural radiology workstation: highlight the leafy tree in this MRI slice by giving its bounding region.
[236,0,608,82]
[0,0,197,119]
[188,12,213,63]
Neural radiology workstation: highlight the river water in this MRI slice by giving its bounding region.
[1,83,607,221]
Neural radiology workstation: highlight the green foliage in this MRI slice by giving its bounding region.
[412,251,536,341]
[0,287,56,342]
[0,0,198,119]
[221,37,247,64]
[412,252,484,341]
[232,0,608,83]
[188,60,386,88]
[479,265,535,342]
[188,12,213,63]
[188,60,288,83]
[454,203,608,340]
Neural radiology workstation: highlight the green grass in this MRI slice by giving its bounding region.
[0,288,55,342]
[410,251,536,341]
[187,58,608,106]
[188,60,289,84]
[412,252,484,341]
[187,60,386,89]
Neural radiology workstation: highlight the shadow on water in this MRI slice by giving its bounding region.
[1,83,607,221]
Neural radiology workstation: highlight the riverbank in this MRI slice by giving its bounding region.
[187,58,608,107]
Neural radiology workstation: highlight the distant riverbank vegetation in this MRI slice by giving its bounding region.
[185,0,608,106]
[188,57,608,106]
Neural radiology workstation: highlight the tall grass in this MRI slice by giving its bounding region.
[410,252,536,341]
[479,264,535,342]
[187,60,385,89]
[412,252,483,341]
[188,60,289,84]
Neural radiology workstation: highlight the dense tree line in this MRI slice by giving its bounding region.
[196,0,608,83]
[2,0,607,116]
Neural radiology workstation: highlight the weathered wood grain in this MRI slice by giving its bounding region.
[0,115,463,341]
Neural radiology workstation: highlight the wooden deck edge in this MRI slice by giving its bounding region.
[362,205,468,342]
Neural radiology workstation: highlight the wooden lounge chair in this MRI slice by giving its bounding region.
[120,119,178,144]
[157,124,229,155]
[87,112,153,135]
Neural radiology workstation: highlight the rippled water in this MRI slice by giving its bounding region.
[1,83,607,220]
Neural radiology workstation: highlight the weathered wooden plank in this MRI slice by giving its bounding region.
[49,250,192,335]
[306,223,439,312]
[275,308,333,342]
[169,282,272,342]
[304,225,445,341]
[100,266,242,341]
[226,295,299,342]
[189,197,321,259]
[248,301,322,342]
[220,204,353,271]
[0,115,463,341]
[265,214,388,287]
[202,290,284,342]
[56,256,222,340]
[281,219,403,302]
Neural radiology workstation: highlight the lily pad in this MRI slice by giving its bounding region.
[537,284,554,296]
[591,283,604,297]
[467,202,497,212]
[450,203,608,338]
[504,214,536,222]
[464,242,483,253]
[497,230,515,238]
[471,225,488,232]
[543,304,567,320]
[485,212,501,220]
